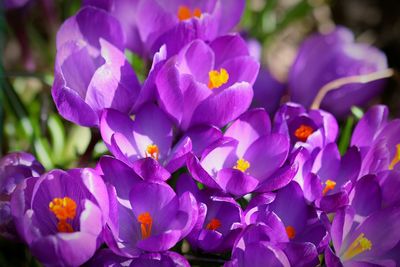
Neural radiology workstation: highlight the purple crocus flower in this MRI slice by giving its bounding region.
[100,103,191,176]
[10,168,109,266]
[97,157,198,257]
[325,173,400,266]
[155,34,259,130]
[350,105,400,176]
[273,102,338,153]
[252,67,286,115]
[0,152,44,239]
[246,182,328,252]
[52,7,141,127]
[226,212,319,267]
[293,143,361,212]
[84,0,245,57]
[176,173,243,253]
[188,108,295,196]
[88,249,190,267]
[289,27,388,118]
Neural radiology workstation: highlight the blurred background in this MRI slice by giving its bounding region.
[1,0,400,265]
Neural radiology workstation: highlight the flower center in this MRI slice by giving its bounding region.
[234,158,250,173]
[138,212,153,240]
[389,144,400,170]
[49,197,77,233]
[177,5,202,21]
[294,124,314,142]
[208,68,229,89]
[145,144,159,160]
[343,233,372,260]
[322,179,336,196]
[206,218,221,231]
[285,225,296,239]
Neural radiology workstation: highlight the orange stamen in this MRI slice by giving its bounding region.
[389,144,400,170]
[57,220,74,233]
[294,124,314,142]
[206,218,222,231]
[178,5,202,21]
[145,144,159,160]
[138,212,153,239]
[285,225,296,239]
[49,197,77,233]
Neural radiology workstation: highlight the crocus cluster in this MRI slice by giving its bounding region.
[1,1,398,266]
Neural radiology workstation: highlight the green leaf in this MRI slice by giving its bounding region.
[64,125,91,162]
[339,116,355,155]
[47,114,66,162]
[34,137,54,169]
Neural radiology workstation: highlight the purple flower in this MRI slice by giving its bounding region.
[188,109,295,196]
[88,249,190,267]
[252,67,286,115]
[10,168,109,266]
[225,216,319,267]
[100,103,192,176]
[289,27,388,118]
[326,205,400,266]
[349,105,400,176]
[0,152,44,239]
[273,102,338,153]
[176,173,243,253]
[52,7,141,127]
[97,157,198,257]
[246,182,328,252]
[155,34,259,130]
[293,143,361,212]
[84,0,245,57]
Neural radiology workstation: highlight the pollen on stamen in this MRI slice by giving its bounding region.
[206,218,221,231]
[145,144,159,160]
[322,179,336,196]
[294,124,314,142]
[343,233,372,260]
[49,197,77,221]
[177,5,202,21]
[234,158,250,173]
[285,226,296,239]
[57,220,74,233]
[208,68,229,89]
[138,212,153,240]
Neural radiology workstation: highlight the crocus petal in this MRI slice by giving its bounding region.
[216,168,259,196]
[190,82,253,128]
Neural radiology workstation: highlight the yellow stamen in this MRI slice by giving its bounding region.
[285,226,296,239]
[389,144,400,170]
[343,233,372,260]
[177,5,202,21]
[206,218,222,231]
[138,212,153,240]
[49,197,77,221]
[294,124,314,142]
[234,158,250,173]
[322,179,336,196]
[208,68,229,89]
[145,144,159,160]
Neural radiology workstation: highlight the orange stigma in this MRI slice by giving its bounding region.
[145,144,159,160]
[206,218,222,231]
[208,68,229,89]
[322,179,336,196]
[177,5,202,21]
[49,197,77,233]
[389,144,400,170]
[138,212,153,239]
[294,124,314,142]
[285,226,296,239]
